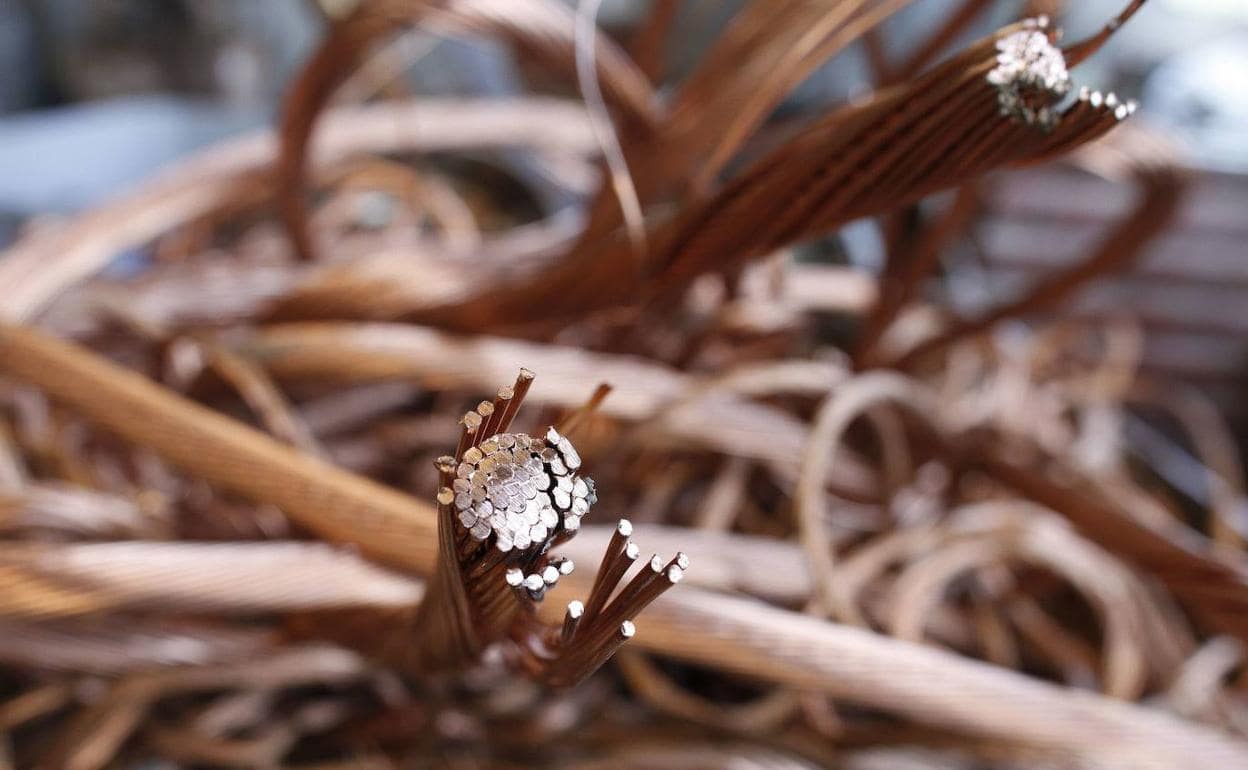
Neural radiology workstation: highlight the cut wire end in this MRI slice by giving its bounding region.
[412,369,683,688]
[540,524,686,689]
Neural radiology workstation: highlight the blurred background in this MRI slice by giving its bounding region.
[3,1,1248,768]
[2,0,1247,420]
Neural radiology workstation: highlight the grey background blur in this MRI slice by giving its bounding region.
[2,0,1247,436]
[0,0,1244,238]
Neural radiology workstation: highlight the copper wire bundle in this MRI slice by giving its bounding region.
[409,14,1142,331]
[4,1,1248,768]
[399,369,685,686]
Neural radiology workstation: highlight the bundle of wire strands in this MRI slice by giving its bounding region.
[405,369,686,688]
[3,1,1248,768]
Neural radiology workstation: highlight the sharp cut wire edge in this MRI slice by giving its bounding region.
[561,600,585,645]
[481,385,513,438]
[588,554,670,641]
[583,522,638,621]
[405,370,682,685]
[474,400,496,444]
[497,368,535,434]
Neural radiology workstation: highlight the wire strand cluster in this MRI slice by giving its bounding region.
[409,369,685,687]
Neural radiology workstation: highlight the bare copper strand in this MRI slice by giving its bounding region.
[557,383,613,436]
[582,520,637,622]
[596,555,663,626]
[435,455,457,488]
[453,410,479,462]
[463,410,484,451]
[474,400,496,440]
[535,534,684,690]
[561,600,585,645]
[496,368,535,433]
[1063,0,1148,67]
[590,555,681,641]
[464,545,509,581]
[481,385,513,438]
[544,621,636,689]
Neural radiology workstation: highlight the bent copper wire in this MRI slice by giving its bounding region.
[402,370,685,687]
[408,11,1144,333]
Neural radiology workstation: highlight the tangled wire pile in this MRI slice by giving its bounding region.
[2,1,1247,768]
